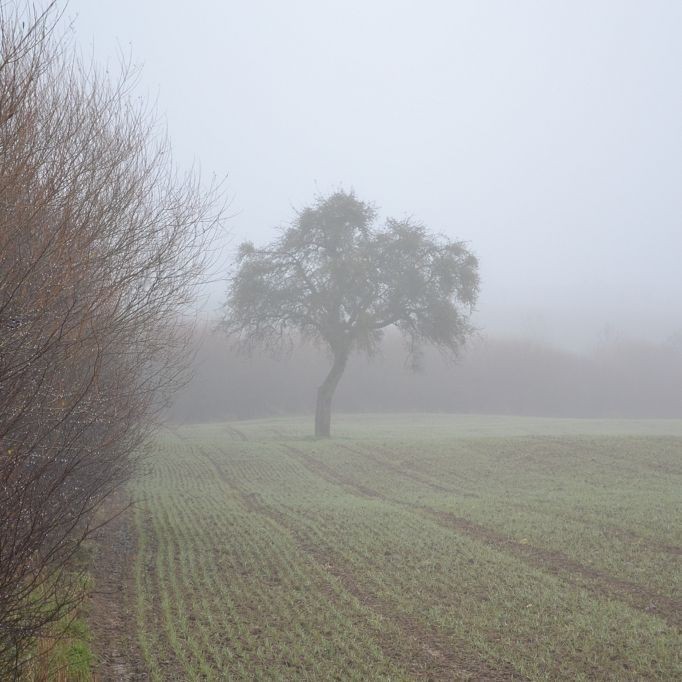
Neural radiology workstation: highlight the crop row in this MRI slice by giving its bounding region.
[130,428,682,680]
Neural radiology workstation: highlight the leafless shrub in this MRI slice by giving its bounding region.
[0,3,221,676]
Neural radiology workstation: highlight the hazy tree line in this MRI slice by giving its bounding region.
[0,4,218,677]
[171,329,682,422]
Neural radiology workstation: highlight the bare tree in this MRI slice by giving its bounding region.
[222,191,479,437]
[0,3,221,676]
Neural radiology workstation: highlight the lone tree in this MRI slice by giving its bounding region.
[223,191,479,437]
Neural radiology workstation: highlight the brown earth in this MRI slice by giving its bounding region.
[88,493,147,681]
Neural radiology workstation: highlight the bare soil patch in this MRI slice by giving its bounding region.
[88,493,147,681]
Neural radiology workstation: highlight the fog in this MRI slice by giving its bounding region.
[166,329,682,422]
[5,6,680,678]
[66,1,682,416]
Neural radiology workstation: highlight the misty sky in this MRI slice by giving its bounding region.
[67,1,682,349]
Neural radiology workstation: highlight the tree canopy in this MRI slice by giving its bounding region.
[223,190,479,436]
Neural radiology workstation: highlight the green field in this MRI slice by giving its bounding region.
[129,415,682,680]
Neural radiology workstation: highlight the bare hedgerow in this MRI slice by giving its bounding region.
[0,3,222,676]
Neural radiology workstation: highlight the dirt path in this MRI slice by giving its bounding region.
[88,493,147,681]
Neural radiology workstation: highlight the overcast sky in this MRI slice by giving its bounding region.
[66,0,681,349]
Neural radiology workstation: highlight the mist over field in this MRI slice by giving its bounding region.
[3,2,681,680]
[169,331,682,422]
[69,0,682,353]
[67,0,682,426]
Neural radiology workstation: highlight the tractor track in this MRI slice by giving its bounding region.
[202,445,527,681]
[282,444,682,630]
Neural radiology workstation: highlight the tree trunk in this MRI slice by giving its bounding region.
[315,352,348,438]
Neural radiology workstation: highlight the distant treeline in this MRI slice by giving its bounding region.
[170,329,682,421]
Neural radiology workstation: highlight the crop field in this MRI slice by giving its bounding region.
[126,415,681,680]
